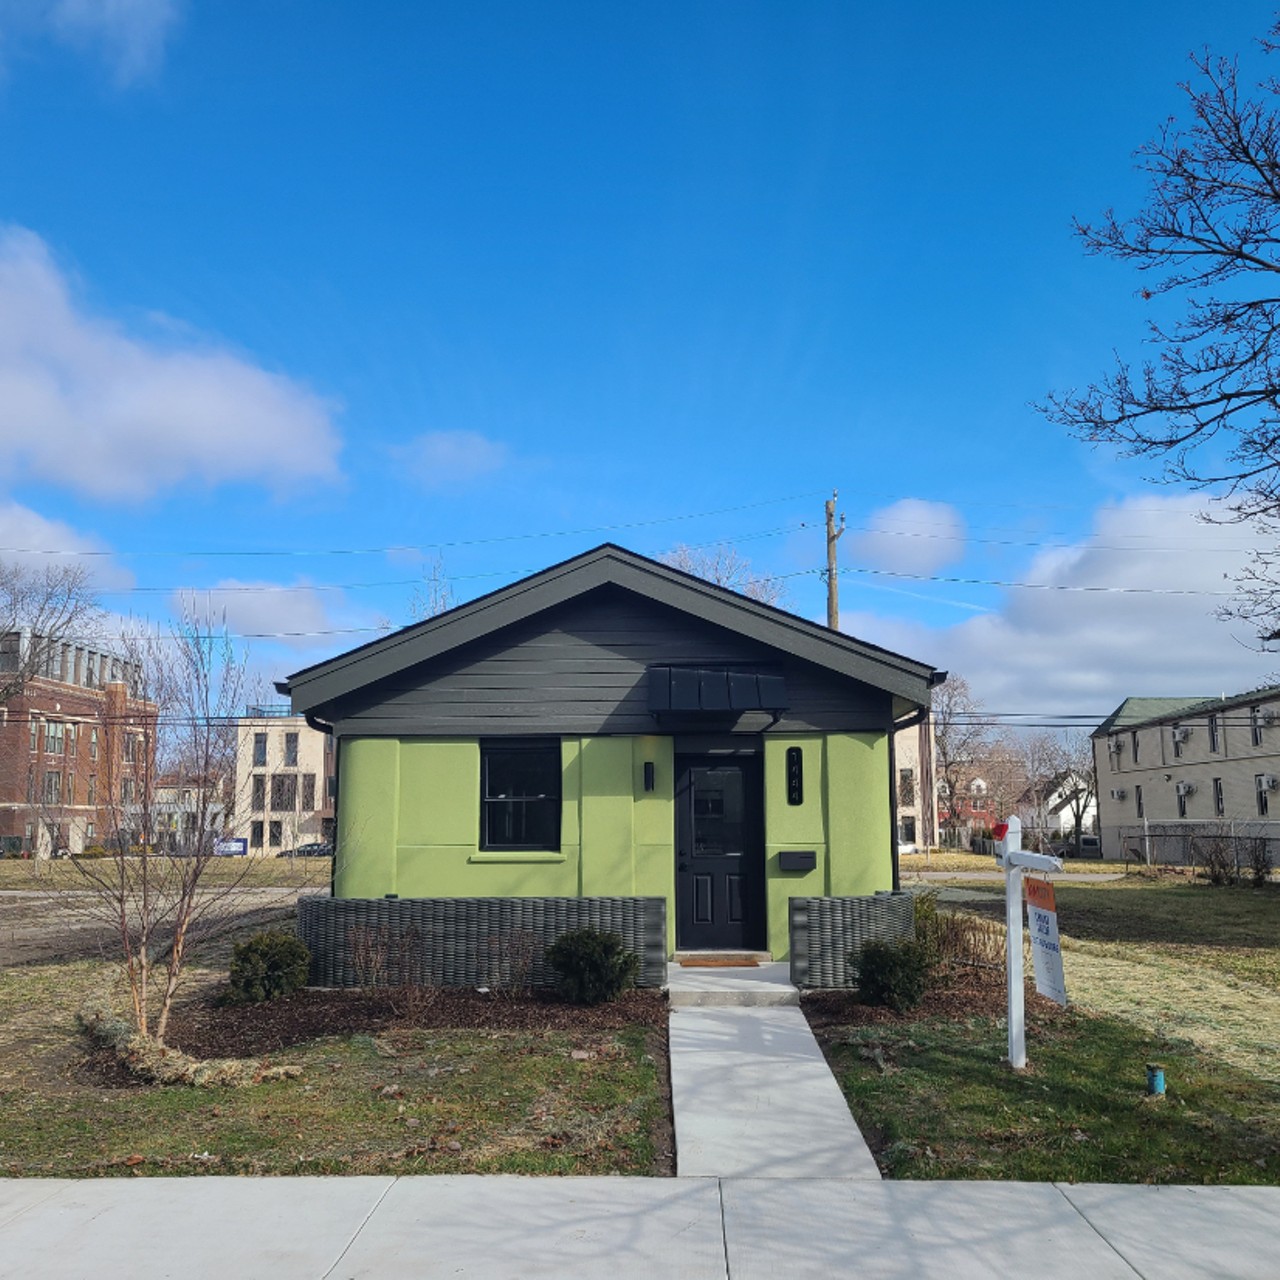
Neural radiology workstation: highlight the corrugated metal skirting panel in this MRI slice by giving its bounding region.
[298,895,667,989]
[789,892,915,988]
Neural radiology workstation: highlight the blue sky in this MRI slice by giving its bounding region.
[1,0,1277,715]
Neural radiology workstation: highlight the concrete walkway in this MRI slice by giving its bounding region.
[2,1175,1276,1279]
[666,962,881,1179]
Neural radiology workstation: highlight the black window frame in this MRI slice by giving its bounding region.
[480,738,562,852]
[252,732,267,767]
[1209,714,1220,754]
[1135,784,1144,819]
[1213,777,1225,817]
[1257,774,1270,818]
[1251,706,1264,747]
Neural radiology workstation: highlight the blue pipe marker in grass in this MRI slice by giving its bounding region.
[1147,1063,1166,1096]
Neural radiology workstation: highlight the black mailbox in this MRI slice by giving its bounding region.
[778,850,816,872]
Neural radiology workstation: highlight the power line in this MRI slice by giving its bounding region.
[839,565,1237,597]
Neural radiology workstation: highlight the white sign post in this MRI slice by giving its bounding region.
[993,816,1062,1070]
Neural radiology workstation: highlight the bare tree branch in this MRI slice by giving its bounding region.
[659,543,789,607]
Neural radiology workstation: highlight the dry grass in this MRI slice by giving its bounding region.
[901,850,1113,875]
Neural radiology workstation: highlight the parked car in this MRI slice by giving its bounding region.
[279,841,333,858]
[1053,835,1100,859]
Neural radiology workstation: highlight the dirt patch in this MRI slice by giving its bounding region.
[802,964,1068,1031]
[164,986,669,1060]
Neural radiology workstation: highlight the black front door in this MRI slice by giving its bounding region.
[675,756,765,950]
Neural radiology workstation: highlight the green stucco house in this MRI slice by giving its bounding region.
[278,545,941,960]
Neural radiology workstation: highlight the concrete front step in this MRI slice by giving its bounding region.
[665,960,799,1007]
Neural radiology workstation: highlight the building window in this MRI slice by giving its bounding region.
[26,769,34,804]
[1172,725,1183,759]
[301,773,316,811]
[251,774,266,811]
[271,773,298,811]
[66,723,76,756]
[898,767,915,807]
[250,820,264,849]
[253,732,267,767]
[29,719,38,752]
[1209,714,1220,754]
[124,733,139,764]
[284,731,299,767]
[269,820,283,848]
[43,771,62,805]
[87,775,97,805]
[89,727,98,760]
[1257,774,1270,817]
[899,815,917,844]
[86,822,95,841]
[66,774,74,804]
[1177,788,1188,818]
[1251,706,1264,747]
[1213,777,1225,817]
[481,739,561,851]
[122,777,135,805]
[1135,784,1144,819]
[1131,731,1141,764]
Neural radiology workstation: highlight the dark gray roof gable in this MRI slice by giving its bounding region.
[280,543,941,714]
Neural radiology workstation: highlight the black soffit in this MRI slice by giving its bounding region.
[647,665,789,715]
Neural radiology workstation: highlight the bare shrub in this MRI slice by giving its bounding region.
[480,929,541,996]
[935,910,1006,969]
[1193,834,1238,887]
[1243,837,1274,889]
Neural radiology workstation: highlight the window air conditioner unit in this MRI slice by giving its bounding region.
[1107,738,1123,754]
[1171,726,1190,743]
[1109,788,1127,801]
[1262,709,1279,727]
[1264,774,1280,791]
[1175,781,1195,796]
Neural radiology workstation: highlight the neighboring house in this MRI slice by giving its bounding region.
[277,545,941,958]
[153,774,229,853]
[893,714,937,850]
[938,775,994,845]
[0,630,155,856]
[1018,770,1097,845]
[1092,687,1280,861]
[231,706,336,854]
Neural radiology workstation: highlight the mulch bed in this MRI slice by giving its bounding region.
[165,986,669,1060]
[802,965,1069,1031]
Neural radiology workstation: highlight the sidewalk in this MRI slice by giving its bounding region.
[666,961,880,1179]
[2,1175,1275,1279]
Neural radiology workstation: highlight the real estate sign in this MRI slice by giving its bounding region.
[1025,877,1067,1007]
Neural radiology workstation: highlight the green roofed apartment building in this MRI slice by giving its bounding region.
[1092,686,1280,864]
[278,545,943,959]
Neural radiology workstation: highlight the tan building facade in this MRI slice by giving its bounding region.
[894,714,938,850]
[1093,686,1280,861]
[232,708,335,854]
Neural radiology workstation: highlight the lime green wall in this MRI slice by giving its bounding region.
[336,730,889,960]
[761,733,893,958]
[335,734,675,947]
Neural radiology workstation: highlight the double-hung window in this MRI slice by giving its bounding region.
[480,739,561,851]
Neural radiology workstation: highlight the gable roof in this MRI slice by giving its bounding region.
[279,543,942,716]
[1091,684,1280,738]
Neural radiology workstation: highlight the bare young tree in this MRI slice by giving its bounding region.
[0,559,99,704]
[1056,731,1099,858]
[1041,26,1280,639]
[408,554,455,621]
[932,675,989,846]
[66,604,255,1043]
[659,543,789,607]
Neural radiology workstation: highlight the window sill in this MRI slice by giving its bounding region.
[468,850,566,864]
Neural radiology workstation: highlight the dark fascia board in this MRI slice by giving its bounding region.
[281,543,941,714]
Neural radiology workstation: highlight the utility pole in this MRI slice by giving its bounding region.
[824,490,846,629]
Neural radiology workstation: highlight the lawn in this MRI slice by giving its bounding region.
[0,926,672,1178]
[814,996,1280,1184]
[810,874,1280,1183]
[900,849,1113,874]
[0,856,333,892]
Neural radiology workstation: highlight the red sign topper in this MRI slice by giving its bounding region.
[992,822,1009,841]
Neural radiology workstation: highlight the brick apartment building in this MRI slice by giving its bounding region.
[0,630,156,857]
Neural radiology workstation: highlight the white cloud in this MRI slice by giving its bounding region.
[1,0,182,85]
[0,227,341,500]
[849,498,966,575]
[841,495,1277,717]
[396,430,509,491]
[0,497,132,588]
[173,581,353,653]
